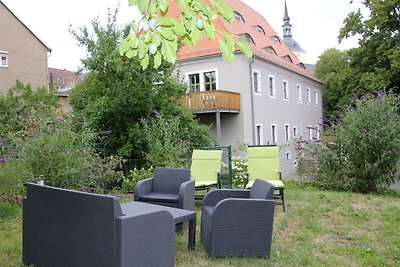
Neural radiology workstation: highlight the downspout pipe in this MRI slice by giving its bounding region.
[249,55,256,145]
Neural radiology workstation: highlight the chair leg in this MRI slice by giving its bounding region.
[280,188,286,212]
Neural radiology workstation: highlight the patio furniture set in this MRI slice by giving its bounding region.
[22,146,283,267]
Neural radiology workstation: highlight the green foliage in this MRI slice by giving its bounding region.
[339,0,400,92]
[306,92,400,193]
[69,8,212,161]
[120,0,253,69]
[231,157,248,188]
[315,49,357,118]
[0,82,126,200]
[121,166,154,193]
[142,114,190,168]
[0,80,59,141]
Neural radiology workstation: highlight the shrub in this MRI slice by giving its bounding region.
[141,114,191,168]
[231,157,248,188]
[121,167,154,193]
[308,91,400,193]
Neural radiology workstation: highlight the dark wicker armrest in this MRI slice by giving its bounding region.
[133,177,154,201]
[179,180,195,210]
[202,189,249,208]
[212,198,275,222]
[115,210,175,267]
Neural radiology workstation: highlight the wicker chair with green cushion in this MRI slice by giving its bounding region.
[247,145,286,211]
[191,149,223,197]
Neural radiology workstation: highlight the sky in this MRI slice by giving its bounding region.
[2,0,365,71]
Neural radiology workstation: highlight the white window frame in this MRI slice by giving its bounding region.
[308,125,313,141]
[252,69,261,94]
[316,125,321,140]
[255,124,263,145]
[271,124,278,145]
[314,90,319,106]
[283,80,289,100]
[268,75,276,98]
[286,151,291,162]
[306,87,311,105]
[285,124,290,143]
[184,68,219,92]
[296,84,302,103]
[293,126,298,137]
[0,51,8,68]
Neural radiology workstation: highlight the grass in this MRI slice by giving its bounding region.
[1,184,399,267]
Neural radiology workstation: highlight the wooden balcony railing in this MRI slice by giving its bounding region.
[180,90,240,114]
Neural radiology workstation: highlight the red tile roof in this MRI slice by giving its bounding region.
[168,0,321,83]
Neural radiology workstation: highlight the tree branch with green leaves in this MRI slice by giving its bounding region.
[119,0,253,69]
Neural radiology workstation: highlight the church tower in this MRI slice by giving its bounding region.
[282,0,307,63]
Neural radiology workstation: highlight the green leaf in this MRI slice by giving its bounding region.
[172,23,187,37]
[157,17,176,27]
[149,1,158,15]
[138,39,148,59]
[219,39,235,63]
[130,22,139,35]
[160,27,175,41]
[159,0,170,13]
[211,0,234,23]
[203,21,216,40]
[143,31,151,44]
[191,28,205,45]
[222,31,235,50]
[163,40,177,63]
[136,0,147,13]
[140,53,150,70]
[191,0,211,18]
[119,39,130,55]
[125,48,138,59]
[151,32,162,47]
[237,38,253,58]
[130,36,139,49]
[154,51,162,69]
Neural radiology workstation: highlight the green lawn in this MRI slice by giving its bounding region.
[1,184,399,267]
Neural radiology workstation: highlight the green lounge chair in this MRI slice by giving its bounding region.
[247,145,286,211]
[191,149,223,198]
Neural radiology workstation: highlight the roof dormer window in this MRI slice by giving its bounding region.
[283,55,293,62]
[264,46,277,55]
[238,33,255,45]
[233,11,245,23]
[254,25,266,35]
[297,62,306,69]
[271,35,281,43]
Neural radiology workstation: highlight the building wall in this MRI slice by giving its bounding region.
[0,3,49,95]
[246,56,323,178]
[177,54,323,179]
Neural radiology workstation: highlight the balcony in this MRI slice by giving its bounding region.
[181,90,240,114]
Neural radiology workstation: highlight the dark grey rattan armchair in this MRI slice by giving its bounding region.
[134,168,194,211]
[201,179,275,258]
[23,183,175,267]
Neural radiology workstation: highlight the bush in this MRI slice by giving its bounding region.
[308,91,400,193]
[121,167,154,193]
[142,114,199,168]
[231,157,248,188]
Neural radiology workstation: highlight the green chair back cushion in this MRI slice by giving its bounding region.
[247,146,280,182]
[191,150,223,184]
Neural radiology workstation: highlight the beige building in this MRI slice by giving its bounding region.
[0,0,51,95]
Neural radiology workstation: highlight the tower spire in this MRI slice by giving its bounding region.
[283,0,292,37]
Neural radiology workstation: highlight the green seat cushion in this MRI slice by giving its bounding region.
[246,179,284,189]
[191,150,223,184]
[247,146,281,182]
